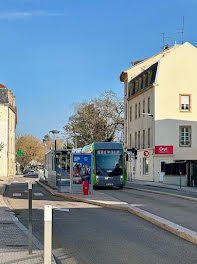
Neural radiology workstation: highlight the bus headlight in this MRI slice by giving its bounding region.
[96,176,99,183]
[120,175,123,181]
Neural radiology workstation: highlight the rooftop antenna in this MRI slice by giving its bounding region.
[161,33,172,50]
[181,16,184,44]
[177,16,184,44]
[162,32,165,50]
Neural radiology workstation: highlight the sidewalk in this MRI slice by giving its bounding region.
[0,178,55,264]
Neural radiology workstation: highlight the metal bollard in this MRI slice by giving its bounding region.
[44,205,52,264]
[28,182,33,255]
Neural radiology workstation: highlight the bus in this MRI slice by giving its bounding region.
[73,142,126,189]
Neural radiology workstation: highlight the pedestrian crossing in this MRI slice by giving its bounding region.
[12,192,44,197]
[13,193,21,197]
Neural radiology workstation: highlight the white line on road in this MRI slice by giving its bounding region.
[34,193,44,196]
[53,207,70,212]
[13,193,21,197]
[38,207,70,212]
[130,204,145,207]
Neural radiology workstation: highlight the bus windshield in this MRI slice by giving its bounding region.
[96,150,123,176]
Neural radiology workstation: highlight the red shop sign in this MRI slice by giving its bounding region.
[155,146,173,155]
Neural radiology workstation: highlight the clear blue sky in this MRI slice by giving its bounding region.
[0,0,196,139]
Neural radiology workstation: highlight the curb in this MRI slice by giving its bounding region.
[125,185,197,202]
[37,181,197,245]
[2,183,57,263]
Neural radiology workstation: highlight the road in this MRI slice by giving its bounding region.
[100,187,197,232]
[3,176,197,264]
[126,182,197,199]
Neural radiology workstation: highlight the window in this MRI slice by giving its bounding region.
[148,97,150,113]
[130,106,132,122]
[143,158,149,174]
[145,72,149,87]
[129,133,132,147]
[148,128,150,148]
[143,130,145,149]
[135,132,137,148]
[141,77,144,90]
[138,131,140,149]
[180,95,190,112]
[180,126,191,147]
[143,100,145,114]
[138,102,141,118]
[135,104,137,120]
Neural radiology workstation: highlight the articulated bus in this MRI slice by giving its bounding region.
[73,142,126,188]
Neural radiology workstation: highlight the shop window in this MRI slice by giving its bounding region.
[143,158,149,174]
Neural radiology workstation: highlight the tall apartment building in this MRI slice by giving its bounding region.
[120,42,197,185]
[0,84,17,177]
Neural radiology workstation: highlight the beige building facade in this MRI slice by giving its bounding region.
[0,84,17,177]
[121,42,197,185]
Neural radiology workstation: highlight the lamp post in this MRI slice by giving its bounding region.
[49,130,60,172]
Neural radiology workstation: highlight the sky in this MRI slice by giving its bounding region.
[0,0,196,139]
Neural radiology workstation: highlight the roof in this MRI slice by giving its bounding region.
[120,44,181,82]
[0,84,6,88]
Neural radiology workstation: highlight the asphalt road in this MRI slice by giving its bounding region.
[126,182,197,198]
[3,177,197,264]
[99,187,197,232]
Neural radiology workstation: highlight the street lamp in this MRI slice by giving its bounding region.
[49,130,60,171]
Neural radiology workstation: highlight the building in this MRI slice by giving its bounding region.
[120,42,197,186]
[0,84,17,177]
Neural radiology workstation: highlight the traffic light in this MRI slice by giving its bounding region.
[131,148,137,159]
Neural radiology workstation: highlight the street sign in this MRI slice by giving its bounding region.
[143,150,149,157]
[16,149,24,157]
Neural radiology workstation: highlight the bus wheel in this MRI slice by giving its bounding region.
[119,186,123,189]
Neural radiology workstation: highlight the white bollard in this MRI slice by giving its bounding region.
[44,205,52,264]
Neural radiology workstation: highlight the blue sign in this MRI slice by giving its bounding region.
[72,154,92,184]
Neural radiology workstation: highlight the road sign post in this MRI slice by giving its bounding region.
[28,182,32,255]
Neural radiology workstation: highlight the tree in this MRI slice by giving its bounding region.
[16,135,45,169]
[93,90,124,142]
[63,90,124,147]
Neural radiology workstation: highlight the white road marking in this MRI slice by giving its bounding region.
[13,193,21,197]
[53,207,70,212]
[38,207,70,212]
[34,193,44,196]
[130,204,145,207]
